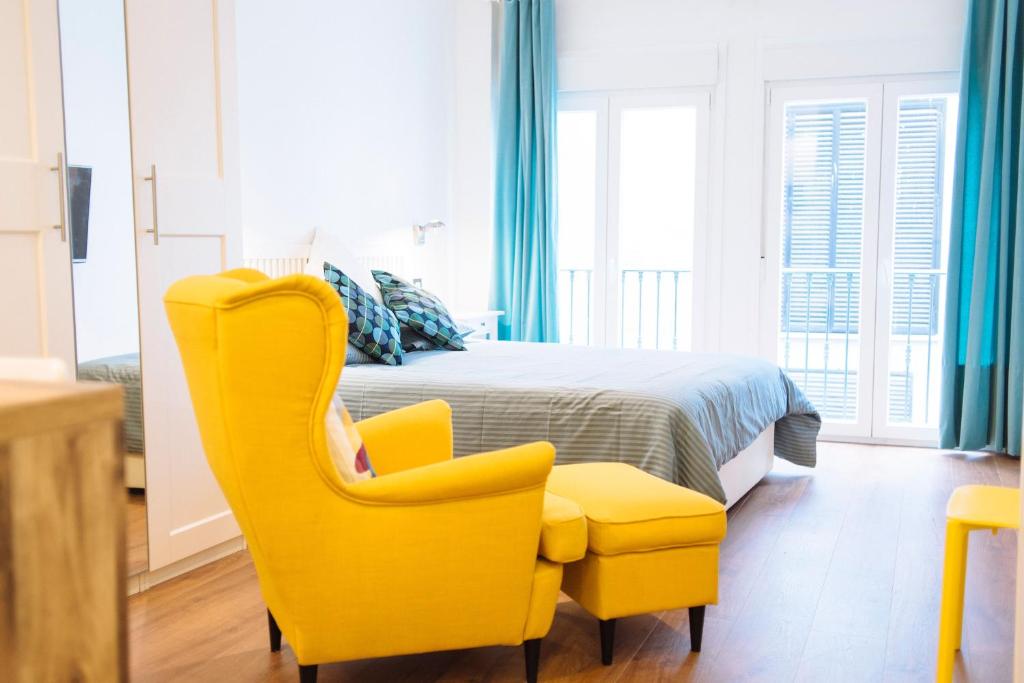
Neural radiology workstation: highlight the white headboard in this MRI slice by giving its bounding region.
[242,241,410,279]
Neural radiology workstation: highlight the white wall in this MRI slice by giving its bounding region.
[451,0,967,351]
[450,0,497,312]
[236,0,457,297]
[59,0,140,363]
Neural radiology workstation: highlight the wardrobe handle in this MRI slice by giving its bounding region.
[143,164,159,245]
[50,152,67,242]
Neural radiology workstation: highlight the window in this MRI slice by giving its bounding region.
[779,99,868,420]
[557,91,709,350]
[765,80,958,442]
[556,109,599,345]
[881,93,955,430]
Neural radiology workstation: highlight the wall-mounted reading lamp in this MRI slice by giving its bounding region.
[412,219,445,246]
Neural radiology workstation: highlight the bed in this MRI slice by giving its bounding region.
[243,244,821,507]
[337,340,820,506]
[78,352,146,488]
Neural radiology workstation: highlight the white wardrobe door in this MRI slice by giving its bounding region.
[125,0,242,569]
[0,0,75,369]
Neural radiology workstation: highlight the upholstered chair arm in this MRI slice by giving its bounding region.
[355,399,453,475]
[538,492,588,563]
[347,441,554,504]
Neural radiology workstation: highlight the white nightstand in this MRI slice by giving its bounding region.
[454,310,503,341]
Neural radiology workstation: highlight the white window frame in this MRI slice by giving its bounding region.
[762,76,958,445]
[762,81,885,441]
[558,88,712,350]
[871,77,959,444]
[558,93,610,344]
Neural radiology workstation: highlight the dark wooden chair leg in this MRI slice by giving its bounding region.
[689,606,706,652]
[268,609,282,652]
[523,638,541,683]
[298,664,318,683]
[599,618,616,665]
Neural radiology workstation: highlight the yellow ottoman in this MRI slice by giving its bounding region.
[547,463,727,664]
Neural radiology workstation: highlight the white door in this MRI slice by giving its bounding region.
[762,82,885,439]
[557,90,710,351]
[0,0,75,369]
[870,79,959,443]
[125,0,242,569]
[762,78,958,444]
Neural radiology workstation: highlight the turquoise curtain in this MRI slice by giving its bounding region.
[940,0,1024,456]
[490,0,559,342]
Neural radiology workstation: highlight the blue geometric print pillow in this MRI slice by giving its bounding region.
[372,271,466,351]
[324,262,403,366]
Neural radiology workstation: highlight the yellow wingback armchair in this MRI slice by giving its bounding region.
[163,270,585,683]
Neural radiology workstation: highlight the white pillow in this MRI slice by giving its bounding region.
[305,228,382,303]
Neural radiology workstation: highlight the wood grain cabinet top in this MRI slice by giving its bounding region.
[0,381,126,683]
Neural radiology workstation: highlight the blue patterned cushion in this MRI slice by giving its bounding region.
[324,262,403,366]
[372,271,466,351]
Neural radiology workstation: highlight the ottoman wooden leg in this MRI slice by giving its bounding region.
[689,606,705,652]
[599,619,616,665]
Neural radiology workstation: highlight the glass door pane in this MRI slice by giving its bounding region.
[615,105,697,351]
[883,93,958,429]
[777,100,869,422]
[556,109,598,345]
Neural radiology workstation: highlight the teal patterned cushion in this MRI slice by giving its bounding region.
[372,271,466,351]
[324,262,403,366]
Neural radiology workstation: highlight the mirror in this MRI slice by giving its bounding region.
[59,0,148,576]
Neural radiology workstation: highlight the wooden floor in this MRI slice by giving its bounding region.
[129,443,1018,682]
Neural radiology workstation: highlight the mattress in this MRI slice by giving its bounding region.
[338,341,820,502]
[78,352,144,454]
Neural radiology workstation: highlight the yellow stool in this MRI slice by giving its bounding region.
[546,463,726,664]
[936,484,1020,682]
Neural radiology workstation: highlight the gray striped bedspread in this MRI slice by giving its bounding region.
[78,353,145,454]
[337,341,820,502]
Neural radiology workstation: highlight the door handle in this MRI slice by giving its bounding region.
[143,163,159,245]
[50,152,67,242]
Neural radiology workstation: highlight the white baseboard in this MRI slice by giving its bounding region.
[127,535,247,597]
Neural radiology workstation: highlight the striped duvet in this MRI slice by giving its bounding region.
[78,352,145,454]
[337,341,820,502]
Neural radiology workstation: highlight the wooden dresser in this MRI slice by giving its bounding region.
[0,381,126,682]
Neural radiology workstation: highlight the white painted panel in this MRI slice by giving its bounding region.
[761,37,962,83]
[0,233,43,354]
[124,0,221,179]
[0,0,75,367]
[0,0,34,160]
[559,44,719,92]
[0,164,42,231]
[151,176,226,234]
[127,0,242,569]
[138,234,238,565]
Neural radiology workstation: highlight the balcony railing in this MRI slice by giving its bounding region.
[558,268,693,350]
[560,265,942,428]
[560,269,593,345]
[780,267,944,426]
